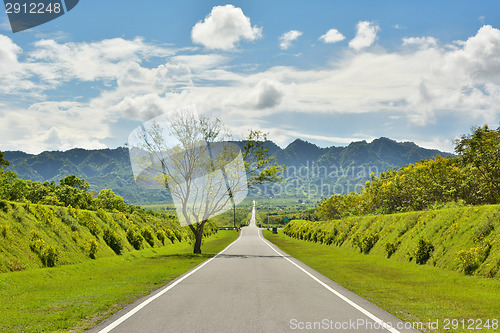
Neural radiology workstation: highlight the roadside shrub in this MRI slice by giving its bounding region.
[29,234,60,267]
[156,229,166,245]
[323,233,333,245]
[173,229,183,242]
[87,240,99,259]
[473,220,494,242]
[384,240,401,258]
[30,238,46,253]
[456,242,492,275]
[141,226,155,247]
[0,200,8,212]
[40,245,60,267]
[126,225,143,250]
[413,239,434,265]
[353,233,379,254]
[166,229,178,243]
[61,215,79,232]
[103,228,123,255]
[0,224,9,237]
[78,211,100,236]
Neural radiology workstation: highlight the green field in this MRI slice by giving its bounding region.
[0,230,238,333]
[263,229,500,333]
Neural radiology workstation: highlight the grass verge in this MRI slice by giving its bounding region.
[0,230,238,333]
[264,230,500,333]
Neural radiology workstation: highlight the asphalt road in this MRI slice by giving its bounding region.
[88,202,421,333]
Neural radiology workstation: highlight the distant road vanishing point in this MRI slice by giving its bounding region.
[88,201,420,333]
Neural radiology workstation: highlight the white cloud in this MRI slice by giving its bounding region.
[170,54,229,72]
[29,37,174,83]
[3,25,500,153]
[279,30,303,50]
[191,5,262,51]
[403,36,438,49]
[0,35,31,94]
[413,137,455,153]
[319,29,345,44]
[253,79,284,109]
[0,101,109,153]
[443,25,500,81]
[349,21,380,51]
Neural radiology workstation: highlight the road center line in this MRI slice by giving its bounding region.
[97,232,243,333]
[258,231,402,333]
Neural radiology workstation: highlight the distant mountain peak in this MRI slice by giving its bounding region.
[287,138,318,148]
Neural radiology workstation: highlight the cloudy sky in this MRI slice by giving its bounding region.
[1,0,500,154]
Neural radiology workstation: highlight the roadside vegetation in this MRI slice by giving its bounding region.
[264,230,500,333]
[0,199,222,273]
[0,230,237,333]
[316,125,500,219]
[283,204,500,278]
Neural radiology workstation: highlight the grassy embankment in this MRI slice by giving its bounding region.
[0,230,238,332]
[263,204,500,333]
[0,200,189,272]
[0,199,238,332]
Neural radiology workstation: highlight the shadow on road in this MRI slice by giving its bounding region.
[216,253,289,259]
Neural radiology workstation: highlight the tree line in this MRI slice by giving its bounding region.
[0,154,143,214]
[317,125,500,220]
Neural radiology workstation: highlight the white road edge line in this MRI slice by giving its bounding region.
[97,231,243,333]
[258,231,402,333]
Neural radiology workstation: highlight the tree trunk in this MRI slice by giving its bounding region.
[192,221,206,254]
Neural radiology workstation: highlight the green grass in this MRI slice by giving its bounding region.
[0,230,238,333]
[0,201,187,273]
[283,205,500,278]
[264,230,500,333]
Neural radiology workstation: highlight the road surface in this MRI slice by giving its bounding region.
[88,201,420,333]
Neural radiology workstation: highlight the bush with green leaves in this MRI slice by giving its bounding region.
[40,245,60,267]
[353,233,379,254]
[103,228,123,254]
[156,229,166,245]
[29,232,60,267]
[141,226,155,247]
[384,241,400,258]
[87,240,99,259]
[0,200,8,212]
[126,225,143,250]
[413,238,434,265]
[77,211,101,236]
[0,224,8,238]
[456,242,492,275]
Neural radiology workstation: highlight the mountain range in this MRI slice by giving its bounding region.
[3,137,452,204]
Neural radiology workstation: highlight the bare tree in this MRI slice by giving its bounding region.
[129,106,247,253]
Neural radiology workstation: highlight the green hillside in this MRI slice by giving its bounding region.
[4,138,451,204]
[0,200,214,273]
[284,204,500,279]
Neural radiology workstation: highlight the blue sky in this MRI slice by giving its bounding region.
[1,0,500,153]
